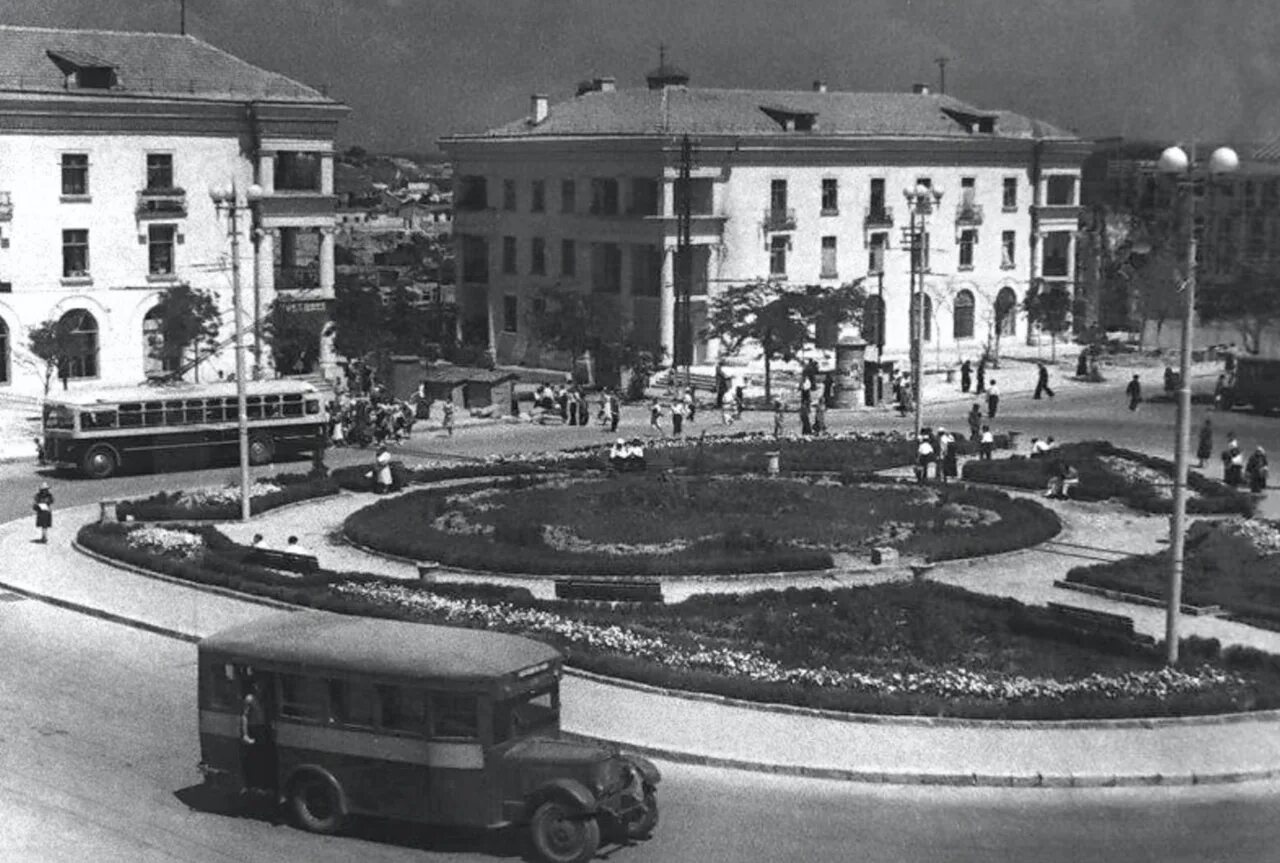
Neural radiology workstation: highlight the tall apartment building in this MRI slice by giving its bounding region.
[0,26,346,397]
[441,67,1090,370]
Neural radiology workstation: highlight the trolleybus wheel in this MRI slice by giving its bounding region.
[290,775,346,835]
[81,445,118,479]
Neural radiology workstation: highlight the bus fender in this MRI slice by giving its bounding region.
[284,765,350,815]
[622,754,662,787]
[525,778,597,817]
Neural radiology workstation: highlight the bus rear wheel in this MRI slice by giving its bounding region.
[290,775,346,835]
[81,445,118,479]
[530,800,600,863]
[248,434,275,466]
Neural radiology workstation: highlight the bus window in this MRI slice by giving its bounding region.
[377,684,427,735]
[282,394,304,417]
[43,405,75,430]
[209,398,231,423]
[430,693,479,740]
[494,687,558,742]
[164,400,184,425]
[206,663,240,710]
[81,409,118,429]
[119,403,143,428]
[305,399,321,415]
[278,673,326,721]
[182,400,202,423]
[246,396,263,420]
[264,395,282,418]
[328,679,377,728]
[144,401,164,425]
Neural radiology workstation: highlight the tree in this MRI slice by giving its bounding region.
[263,302,325,375]
[703,280,866,401]
[150,284,222,380]
[528,285,626,385]
[1022,280,1073,361]
[1199,255,1280,355]
[27,318,83,395]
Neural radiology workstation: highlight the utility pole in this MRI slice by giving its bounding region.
[675,134,694,384]
[180,0,186,35]
[935,56,949,95]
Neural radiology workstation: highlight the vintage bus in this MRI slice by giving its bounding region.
[197,611,660,863]
[42,380,328,478]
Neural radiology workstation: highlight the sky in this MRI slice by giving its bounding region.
[7,0,1280,153]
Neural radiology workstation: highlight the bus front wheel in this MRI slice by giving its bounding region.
[290,774,346,835]
[81,445,118,479]
[248,434,274,466]
[530,801,600,863]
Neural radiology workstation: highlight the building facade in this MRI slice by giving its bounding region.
[0,26,346,397]
[441,70,1090,370]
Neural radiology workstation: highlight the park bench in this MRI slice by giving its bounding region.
[554,578,664,604]
[246,547,320,575]
[1046,602,1146,640]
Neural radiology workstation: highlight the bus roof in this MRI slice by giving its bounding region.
[45,379,321,406]
[199,611,563,682]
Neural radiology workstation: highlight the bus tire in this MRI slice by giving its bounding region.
[81,445,119,479]
[289,773,346,835]
[248,434,274,466]
[530,800,600,863]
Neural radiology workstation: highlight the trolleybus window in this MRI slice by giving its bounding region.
[164,400,184,425]
[430,693,479,740]
[81,409,117,429]
[44,405,75,429]
[327,679,377,729]
[205,662,240,710]
[144,401,164,425]
[279,673,326,721]
[184,399,204,423]
[119,403,143,427]
[377,684,427,735]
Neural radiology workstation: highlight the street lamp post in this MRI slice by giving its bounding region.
[902,184,943,440]
[1156,143,1238,665]
[210,181,264,522]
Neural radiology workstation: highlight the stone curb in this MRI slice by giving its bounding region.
[0,576,200,644]
[1053,578,1223,616]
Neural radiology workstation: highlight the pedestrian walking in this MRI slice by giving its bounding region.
[975,357,987,395]
[960,359,972,394]
[967,403,983,442]
[1196,418,1213,468]
[1222,440,1244,487]
[649,400,663,435]
[714,362,728,408]
[813,396,827,435]
[1126,374,1142,411]
[1033,362,1055,399]
[33,482,53,543]
[733,384,745,419]
[608,390,621,433]
[822,372,834,408]
[671,399,685,437]
[915,433,936,483]
[986,380,1000,419]
[799,400,812,436]
[1247,445,1269,492]
[938,428,958,483]
[979,425,995,460]
[773,400,785,439]
[442,401,455,436]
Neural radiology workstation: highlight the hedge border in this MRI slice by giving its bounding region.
[116,472,341,521]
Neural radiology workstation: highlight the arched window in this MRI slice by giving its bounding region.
[862,295,885,349]
[142,305,181,379]
[953,289,975,340]
[58,309,98,380]
[0,317,8,384]
[995,287,1018,337]
[910,293,933,342]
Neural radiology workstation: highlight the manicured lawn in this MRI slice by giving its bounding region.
[342,474,1060,575]
[1065,518,1280,627]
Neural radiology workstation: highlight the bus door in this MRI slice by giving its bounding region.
[422,690,488,825]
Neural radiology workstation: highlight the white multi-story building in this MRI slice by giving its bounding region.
[0,26,346,397]
[441,67,1090,369]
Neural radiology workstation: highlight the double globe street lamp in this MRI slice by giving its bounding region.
[209,181,264,522]
[1155,143,1238,665]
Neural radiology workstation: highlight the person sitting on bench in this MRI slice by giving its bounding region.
[285,535,314,558]
[1045,461,1079,499]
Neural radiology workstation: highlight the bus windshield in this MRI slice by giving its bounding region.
[494,686,558,743]
[43,405,75,430]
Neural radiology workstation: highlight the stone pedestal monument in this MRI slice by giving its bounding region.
[832,339,866,408]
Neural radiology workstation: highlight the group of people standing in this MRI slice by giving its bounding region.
[1198,419,1268,492]
[533,382,599,428]
[914,427,960,483]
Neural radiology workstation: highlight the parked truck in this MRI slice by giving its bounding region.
[1224,356,1280,414]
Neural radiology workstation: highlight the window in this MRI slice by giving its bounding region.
[869,178,886,215]
[502,179,517,211]
[531,180,545,213]
[62,229,90,278]
[0,316,7,384]
[821,179,838,215]
[561,239,576,276]
[502,236,517,274]
[958,229,977,270]
[590,178,619,215]
[910,293,933,342]
[561,179,576,213]
[769,235,788,276]
[961,177,976,206]
[274,152,320,191]
[769,179,788,214]
[61,154,89,196]
[1001,230,1016,269]
[675,178,714,216]
[630,244,661,297]
[278,674,327,721]
[1002,177,1018,210]
[1046,175,1076,206]
[996,286,1017,337]
[531,237,546,275]
[820,236,838,278]
[1042,231,1071,277]
[590,242,622,292]
[148,225,176,276]
[461,235,489,283]
[868,232,887,274]
[630,178,659,216]
[430,693,479,739]
[457,175,488,210]
[143,305,181,378]
[953,289,975,339]
[915,177,932,190]
[503,295,518,333]
[862,295,885,348]
[146,153,174,190]
[377,684,427,734]
[328,680,377,728]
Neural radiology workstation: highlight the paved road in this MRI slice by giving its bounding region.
[5,594,1280,863]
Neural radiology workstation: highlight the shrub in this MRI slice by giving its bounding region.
[117,473,340,521]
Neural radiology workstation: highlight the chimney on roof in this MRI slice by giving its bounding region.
[913,83,931,95]
[595,76,617,93]
[531,93,549,124]
[813,80,827,93]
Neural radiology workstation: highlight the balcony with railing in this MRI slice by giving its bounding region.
[275,264,321,292]
[863,205,894,228]
[955,201,984,225]
[762,207,796,232]
[136,187,187,219]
